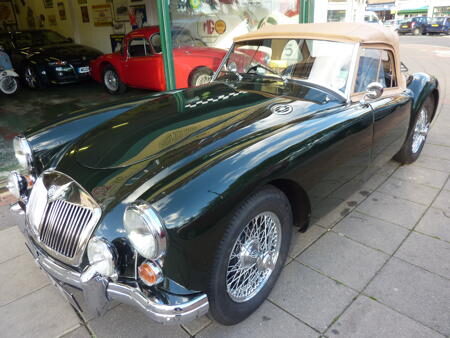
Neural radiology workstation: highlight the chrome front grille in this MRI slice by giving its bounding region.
[26,171,101,266]
[39,200,93,259]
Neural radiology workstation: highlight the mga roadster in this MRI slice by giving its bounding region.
[8,23,438,325]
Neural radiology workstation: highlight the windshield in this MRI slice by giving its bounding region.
[217,38,355,95]
[14,30,68,48]
[430,17,445,24]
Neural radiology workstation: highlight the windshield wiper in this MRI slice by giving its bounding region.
[246,63,288,83]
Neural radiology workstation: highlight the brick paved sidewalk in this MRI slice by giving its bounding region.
[0,43,449,338]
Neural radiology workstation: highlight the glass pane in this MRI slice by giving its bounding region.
[354,49,381,93]
[217,38,354,95]
[327,10,346,22]
[378,50,397,88]
[128,38,149,57]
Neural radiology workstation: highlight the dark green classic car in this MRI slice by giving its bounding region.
[8,23,439,325]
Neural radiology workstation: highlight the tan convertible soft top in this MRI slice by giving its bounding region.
[234,22,399,49]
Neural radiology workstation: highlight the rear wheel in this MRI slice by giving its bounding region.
[208,186,292,325]
[394,96,433,164]
[188,66,213,87]
[103,65,126,95]
[23,65,44,89]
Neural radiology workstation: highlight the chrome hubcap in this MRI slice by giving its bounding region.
[104,70,118,91]
[195,74,211,86]
[0,77,17,94]
[412,108,429,154]
[226,211,282,303]
[25,68,36,88]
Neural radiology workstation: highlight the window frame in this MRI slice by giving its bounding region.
[351,45,399,97]
[127,36,151,58]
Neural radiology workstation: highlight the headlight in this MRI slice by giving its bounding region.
[124,202,166,260]
[86,237,116,278]
[13,136,33,172]
[7,171,27,199]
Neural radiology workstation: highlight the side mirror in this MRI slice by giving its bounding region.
[361,82,383,105]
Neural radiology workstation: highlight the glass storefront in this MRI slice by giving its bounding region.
[433,6,450,16]
[327,9,346,22]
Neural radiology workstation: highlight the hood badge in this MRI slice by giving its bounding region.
[271,104,293,115]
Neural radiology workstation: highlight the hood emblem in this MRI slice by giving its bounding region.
[271,104,293,115]
[47,183,72,201]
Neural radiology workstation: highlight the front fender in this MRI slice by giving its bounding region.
[406,72,439,123]
[2,69,19,77]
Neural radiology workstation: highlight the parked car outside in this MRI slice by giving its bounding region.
[384,19,402,32]
[426,17,450,35]
[90,26,228,94]
[8,23,439,326]
[364,11,381,24]
[398,16,430,35]
[0,30,102,89]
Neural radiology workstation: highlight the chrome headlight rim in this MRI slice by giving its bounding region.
[85,236,118,280]
[13,135,33,172]
[123,202,166,260]
[7,170,27,199]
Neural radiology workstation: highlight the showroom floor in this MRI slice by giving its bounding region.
[0,37,449,337]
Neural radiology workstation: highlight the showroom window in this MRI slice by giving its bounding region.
[327,10,346,22]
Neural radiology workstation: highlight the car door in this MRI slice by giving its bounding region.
[353,47,411,173]
[124,36,161,89]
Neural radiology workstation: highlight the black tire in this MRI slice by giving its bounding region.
[413,27,421,36]
[394,96,434,164]
[103,65,126,95]
[188,66,213,87]
[208,186,293,325]
[23,65,45,89]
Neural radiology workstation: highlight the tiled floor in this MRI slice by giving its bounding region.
[0,39,449,337]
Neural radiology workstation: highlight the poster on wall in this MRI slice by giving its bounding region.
[92,4,113,27]
[43,0,53,9]
[110,33,125,53]
[0,0,17,29]
[80,6,89,23]
[38,14,45,27]
[113,0,128,22]
[48,14,57,26]
[57,2,66,20]
[129,4,146,29]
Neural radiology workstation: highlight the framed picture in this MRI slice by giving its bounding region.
[80,6,89,23]
[43,0,53,8]
[57,1,66,20]
[92,4,113,27]
[0,0,17,27]
[129,4,146,29]
[48,14,57,26]
[112,0,128,22]
[77,0,87,4]
[110,33,125,53]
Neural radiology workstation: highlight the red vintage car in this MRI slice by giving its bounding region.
[90,27,227,94]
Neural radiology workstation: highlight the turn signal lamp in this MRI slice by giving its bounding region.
[138,261,163,286]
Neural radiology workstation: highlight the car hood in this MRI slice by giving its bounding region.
[73,81,339,171]
[20,43,102,61]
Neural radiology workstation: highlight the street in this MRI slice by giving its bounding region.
[0,35,449,337]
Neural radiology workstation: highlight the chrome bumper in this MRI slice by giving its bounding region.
[15,207,209,324]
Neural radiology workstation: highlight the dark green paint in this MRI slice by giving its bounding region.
[23,73,438,294]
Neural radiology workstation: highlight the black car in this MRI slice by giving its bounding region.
[0,30,102,88]
[398,16,430,35]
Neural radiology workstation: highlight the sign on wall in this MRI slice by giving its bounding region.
[43,0,53,9]
[0,0,17,29]
[113,0,128,22]
[57,1,66,20]
[80,6,89,23]
[92,4,113,27]
[110,33,125,53]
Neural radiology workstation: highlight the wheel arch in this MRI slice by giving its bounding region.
[407,72,439,125]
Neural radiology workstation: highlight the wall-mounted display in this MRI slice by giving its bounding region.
[43,0,53,9]
[57,2,66,20]
[78,0,87,4]
[92,4,113,27]
[80,6,89,23]
[48,14,57,26]
[109,33,124,53]
[129,4,146,29]
[113,0,128,22]
[0,0,17,28]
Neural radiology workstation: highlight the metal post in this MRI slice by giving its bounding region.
[156,0,176,91]
[300,0,314,23]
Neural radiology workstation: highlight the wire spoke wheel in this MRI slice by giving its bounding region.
[194,74,211,86]
[226,211,282,303]
[25,67,37,88]
[412,108,429,154]
[0,76,18,94]
[104,70,119,91]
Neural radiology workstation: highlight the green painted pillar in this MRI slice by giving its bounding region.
[156,0,176,90]
[300,0,314,23]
